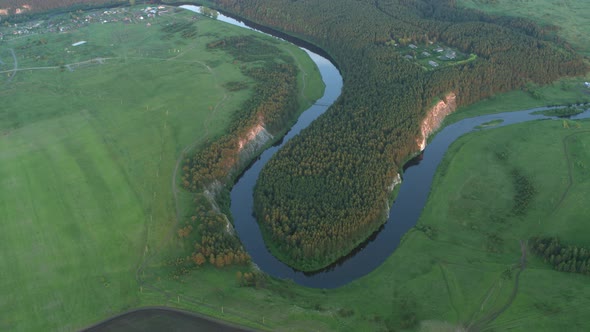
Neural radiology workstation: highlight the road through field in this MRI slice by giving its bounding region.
[467,241,527,331]
[552,130,590,214]
[5,48,17,84]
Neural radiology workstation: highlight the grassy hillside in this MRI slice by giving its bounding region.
[457,0,590,56]
[0,6,322,331]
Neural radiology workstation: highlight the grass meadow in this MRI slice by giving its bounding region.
[411,119,590,330]
[457,0,590,56]
[0,7,322,331]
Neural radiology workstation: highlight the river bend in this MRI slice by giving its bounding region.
[181,5,590,289]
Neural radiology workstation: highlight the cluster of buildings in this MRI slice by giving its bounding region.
[140,6,168,20]
[0,6,172,41]
[403,43,460,68]
[0,4,31,17]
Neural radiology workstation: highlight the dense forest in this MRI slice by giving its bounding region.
[0,0,125,17]
[531,237,590,275]
[180,0,589,270]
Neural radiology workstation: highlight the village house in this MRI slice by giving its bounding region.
[422,51,431,57]
[445,49,456,59]
[434,47,444,53]
[428,60,439,67]
[409,44,418,49]
[585,82,590,88]
[404,54,414,60]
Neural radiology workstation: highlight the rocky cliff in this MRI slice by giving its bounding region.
[416,92,457,151]
[237,122,273,168]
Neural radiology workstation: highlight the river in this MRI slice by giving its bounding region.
[179,5,590,289]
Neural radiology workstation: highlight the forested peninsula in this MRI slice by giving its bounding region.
[185,0,589,271]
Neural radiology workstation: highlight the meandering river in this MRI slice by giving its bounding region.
[179,5,590,289]
[89,4,590,331]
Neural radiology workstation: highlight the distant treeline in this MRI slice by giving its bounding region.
[0,0,128,22]
[531,237,590,275]
[188,0,589,270]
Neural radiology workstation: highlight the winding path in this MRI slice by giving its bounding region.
[551,130,590,214]
[466,241,527,332]
[281,46,311,104]
[170,60,228,228]
[5,48,17,84]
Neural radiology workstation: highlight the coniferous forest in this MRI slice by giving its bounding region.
[531,237,590,275]
[198,0,589,271]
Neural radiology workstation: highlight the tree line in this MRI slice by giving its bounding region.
[190,0,589,271]
[0,0,126,22]
[182,195,250,269]
[531,237,590,275]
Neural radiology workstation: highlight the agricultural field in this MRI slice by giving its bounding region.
[457,0,590,56]
[0,5,322,331]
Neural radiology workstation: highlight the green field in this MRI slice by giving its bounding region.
[457,0,590,56]
[411,119,590,330]
[0,6,323,331]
